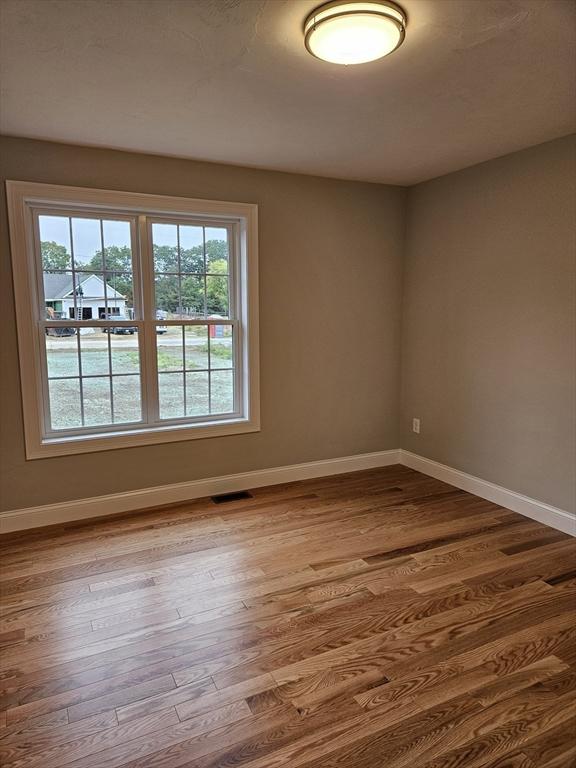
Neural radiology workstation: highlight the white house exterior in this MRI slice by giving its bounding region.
[43,273,127,320]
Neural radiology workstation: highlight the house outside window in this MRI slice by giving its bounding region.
[43,273,127,320]
[7,181,260,458]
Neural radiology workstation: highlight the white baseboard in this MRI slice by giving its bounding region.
[400,450,576,537]
[0,449,401,533]
[2,447,574,537]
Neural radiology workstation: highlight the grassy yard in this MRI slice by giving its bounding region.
[46,328,234,428]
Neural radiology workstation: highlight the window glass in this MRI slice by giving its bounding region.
[152,223,229,319]
[40,216,135,322]
[45,326,143,430]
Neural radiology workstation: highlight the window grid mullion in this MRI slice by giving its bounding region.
[107,331,115,423]
[230,222,242,415]
[207,323,212,414]
[48,372,139,381]
[41,320,144,328]
[177,224,182,319]
[139,215,160,425]
[100,218,108,320]
[32,211,55,437]
[181,325,187,417]
[75,329,85,427]
[68,217,78,321]
[203,226,208,318]
[40,318,239,329]
[99,219,115,422]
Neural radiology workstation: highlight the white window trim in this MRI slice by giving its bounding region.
[6,181,260,459]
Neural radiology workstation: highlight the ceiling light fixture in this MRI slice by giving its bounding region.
[304,0,407,65]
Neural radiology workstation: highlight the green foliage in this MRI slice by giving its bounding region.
[152,239,227,273]
[206,259,229,316]
[155,253,229,316]
[153,244,203,273]
[205,239,228,268]
[157,349,188,371]
[41,241,70,270]
[199,342,232,361]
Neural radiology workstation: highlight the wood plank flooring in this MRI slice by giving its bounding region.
[1,465,575,768]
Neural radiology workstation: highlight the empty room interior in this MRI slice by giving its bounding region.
[1,0,575,766]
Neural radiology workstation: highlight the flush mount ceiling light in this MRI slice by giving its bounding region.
[304,0,406,65]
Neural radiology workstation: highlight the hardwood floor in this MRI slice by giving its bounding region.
[1,465,575,768]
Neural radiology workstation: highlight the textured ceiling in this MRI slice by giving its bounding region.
[1,0,574,185]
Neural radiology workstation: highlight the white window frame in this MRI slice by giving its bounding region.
[6,181,260,459]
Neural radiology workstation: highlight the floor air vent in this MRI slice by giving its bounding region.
[211,490,254,504]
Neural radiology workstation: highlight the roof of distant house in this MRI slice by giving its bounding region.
[43,273,125,300]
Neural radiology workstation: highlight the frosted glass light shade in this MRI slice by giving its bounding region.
[304,1,406,65]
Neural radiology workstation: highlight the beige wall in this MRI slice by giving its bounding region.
[0,137,406,512]
[401,135,576,513]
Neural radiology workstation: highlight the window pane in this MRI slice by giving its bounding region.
[157,328,183,372]
[205,227,229,272]
[83,377,112,426]
[152,223,178,273]
[112,375,142,423]
[159,372,185,419]
[46,326,143,430]
[45,332,78,378]
[152,222,229,320]
[206,275,229,317]
[209,324,233,369]
[155,274,180,316]
[102,220,132,262]
[71,217,101,270]
[39,215,72,272]
[80,330,109,376]
[180,226,204,273]
[49,378,81,429]
[111,333,140,375]
[40,214,134,321]
[184,325,209,370]
[210,370,234,414]
[186,372,209,416]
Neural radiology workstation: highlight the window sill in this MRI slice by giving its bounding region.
[27,417,260,459]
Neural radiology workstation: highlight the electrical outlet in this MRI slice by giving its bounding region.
[412,418,421,434]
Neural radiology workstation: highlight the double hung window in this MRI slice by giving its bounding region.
[7,182,259,458]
